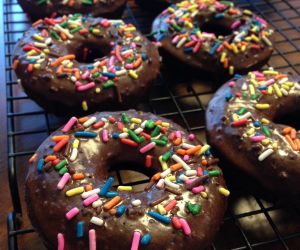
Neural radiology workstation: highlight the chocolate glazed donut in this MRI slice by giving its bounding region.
[26,110,229,250]
[18,0,127,21]
[152,0,274,78]
[206,70,300,195]
[13,15,160,116]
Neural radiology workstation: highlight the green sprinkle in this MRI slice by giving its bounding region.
[54,159,67,170]
[59,166,68,175]
[151,126,161,137]
[82,0,93,5]
[262,126,270,137]
[71,13,82,20]
[103,81,114,89]
[187,202,201,215]
[37,0,46,5]
[237,107,247,115]
[162,151,172,162]
[209,170,221,177]
[122,113,129,124]
[126,57,134,63]
[92,72,100,78]
[173,24,181,32]
[50,30,60,40]
[161,135,168,142]
[60,21,68,28]
[242,93,248,99]
[251,93,260,100]
[128,129,140,143]
[146,120,155,129]
[151,139,167,146]
[138,136,145,143]
[70,26,82,34]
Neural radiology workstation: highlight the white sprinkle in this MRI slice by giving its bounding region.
[160,168,171,178]
[83,116,97,128]
[92,199,103,208]
[116,69,127,76]
[164,179,180,190]
[176,37,187,48]
[281,88,288,96]
[239,112,252,120]
[185,170,197,177]
[69,148,78,162]
[156,179,165,189]
[132,199,141,207]
[258,148,274,161]
[181,143,195,149]
[119,132,128,139]
[90,217,104,226]
[278,77,288,85]
[241,82,248,91]
[81,188,101,199]
[141,120,147,128]
[171,154,191,170]
[179,174,188,181]
[134,127,143,134]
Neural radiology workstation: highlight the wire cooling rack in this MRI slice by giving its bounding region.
[2,0,300,249]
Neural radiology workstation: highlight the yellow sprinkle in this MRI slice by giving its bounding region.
[261,118,270,124]
[157,205,167,215]
[284,81,294,87]
[263,70,278,75]
[188,4,198,10]
[95,87,101,93]
[219,187,230,197]
[102,66,107,72]
[27,50,37,56]
[255,104,270,109]
[232,114,239,122]
[246,127,255,136]
[185,21,193,28]
[199,144,210,155]
[251,34,260,43]
[272,142,278,149]
[122,128,128,132]
[273,83,282,97]
[82,101,88,111]
[129,70,138,79]
[161,122,170,127]
[134,36,141,42]
[130,123,135,129]
[168,7,175,13]
[220,52,226,63]
[196,30,202,39]
[229,66,234,75]
[66,187,84,197]
[166,175,176,182]
[117,186,133,192]
[73,139,80,148]
[241,45,246,52]
[159,156,168,171]
[250,78,258,86]
[43,49,50,54]
[92,29,101,35]
[231,43,238,54]
[249,84,255,96]
[267,86,273,95]
[34,64,41,69]
[200,191,208,199]
[282,84,290,91]
[243,9,252,15]
[33,34,45,42]
[124,27,136,32]
[262,139,270,146]
[131,118,142,124]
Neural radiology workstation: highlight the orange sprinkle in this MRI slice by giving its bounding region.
[91,67,98,74]
[295,139,300,151]
[176,149,186,155]
[56,65,64,75]
[79,117,89,123]
[52,135,69,142]
[29,153,37,163]
[285,135,297,151]
[104,196,121,210]
[32,19,43,27]
[155,120,162,125]
[151,172,161,181]
[133,56,142,69]
[290,129,297,140]
[223,41,232,50]
[12,59,19,70]
[62,68,74,73]
[201,159,208,166]
[74,69,80,79]
[223,58,229,68]
[186,145,201,155]
[60,32,67,41]
[109,209,117,216]
[68,0,75,6]
[73,173,85,180]
[45,155,57,162]
[53,137,69,152]
[173,137,182,146]
[275,74,288,80]
[282,127,292,135]
[51,54,76,67]
[27,64,33,72]
[170,163,182,172]
[85,185,93,191]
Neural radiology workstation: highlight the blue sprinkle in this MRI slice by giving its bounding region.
[176,175,184,184]
[106,191,118,198]
[258,85,267,90]
[254,121,261,127]
[203,170,209,184]
[214,13,225,19]
[112,132,119,139]
[74,131,97,138]
[102,72,116,79]
[148,211,171,225]
[184,47,193,53]
[116,205,127,217]
[115,66,121,70]
[37,159,44,172]
[205,150,211,156]
[157,33,166,42]
[255,132,261,136]
[88,65,94,69]
[99,177,114,196]
[141,234,152,245]
[142,53,148,61]
[209,40,221,55]
[234,74,242,79]
[76,221,84,238]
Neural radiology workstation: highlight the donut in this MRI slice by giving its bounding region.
[152,0,274,78]
[26,110,229,249]
[18,0,127,21]
[13,15,160,116]
[135,0,180,13]
[206,70,300,195]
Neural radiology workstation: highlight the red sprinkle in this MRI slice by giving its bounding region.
[145,155,152,168]
[172,216,182,230]
[92,121,105,129]
[164,200,177,212]
[53,137,69,152]
[120,138,138,147]
[231,118,248,127]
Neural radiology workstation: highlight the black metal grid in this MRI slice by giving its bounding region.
[2,0,300,249]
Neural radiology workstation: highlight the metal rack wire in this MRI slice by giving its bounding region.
[2,0,300,249]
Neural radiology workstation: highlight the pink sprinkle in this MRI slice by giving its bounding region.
[175,131,182,138]
[131,231,141,250]
[162,8,169,15]
[140,142,156,154]
[197,167,203,176]
[250,135,266,142]
[131,42,136,49]
[188,134,195,141]
[179,218,191,236]
[199,3,206,10]
[109,56,115,66]
[191,35,198,42]
[75,81,82,87]
[62,116,77,132]
[253,71,264,77]
[57,233,64,250]
[100,76,108,81]
[231,20,241,30]
[185,179,194,185]
[183,155,189,161]
[264,78,275,86]
[125,64,133,69]
[81,70,90,80]
[215,2,225,10]
[256,16,267,25]
[192,185,205,194]
[83,194,99,207]
[228,81,235,87]
[89,229,96,250]
[102,129,109,143]
[108,66,116,72]
[77,82,95,92]
[57,173,71,190]
[65,207,79,220]
[172,35,180,44]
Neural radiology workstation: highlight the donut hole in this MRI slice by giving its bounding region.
[75,42,111,63]
[201,21,232,37]
[273,111,300,130]
[109,162,151,192]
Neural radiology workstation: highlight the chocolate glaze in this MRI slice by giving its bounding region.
[26,110,228,249]
[18,0,127,21]
[152,0,274,78]
[206,72,300,195]
[13,16,160,116]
